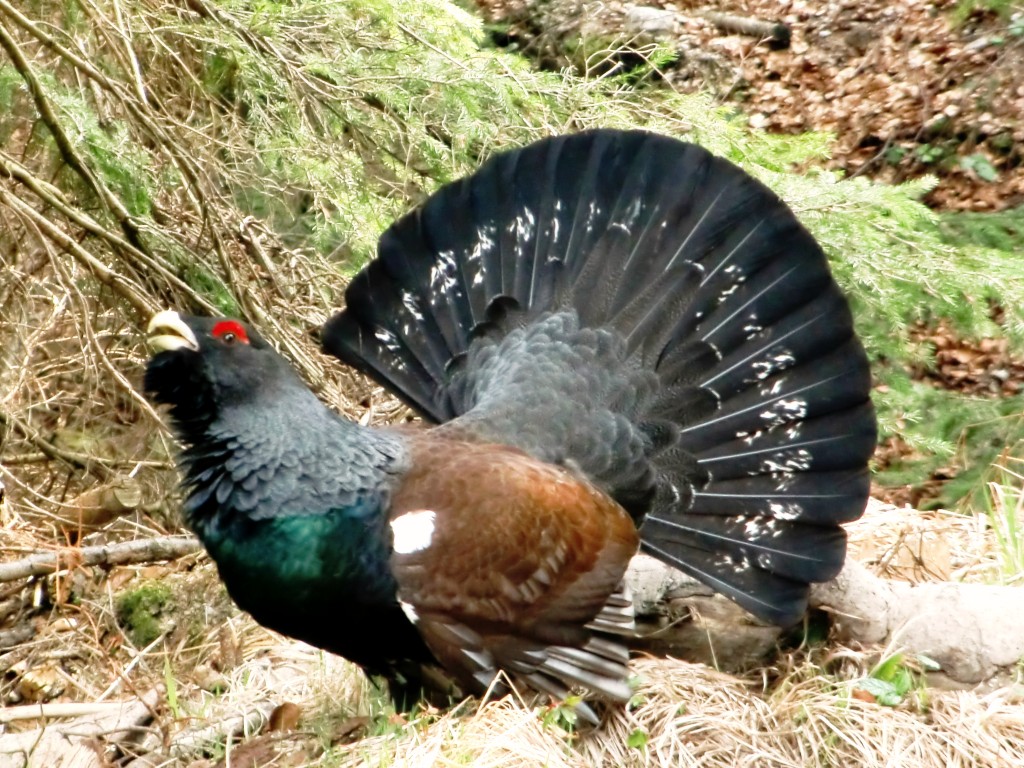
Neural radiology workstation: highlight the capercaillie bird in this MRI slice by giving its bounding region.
[144,129,876,723]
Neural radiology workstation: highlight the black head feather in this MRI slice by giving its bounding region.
[144,311,304,440]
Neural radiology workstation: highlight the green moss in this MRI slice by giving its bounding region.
[116,581,174,647]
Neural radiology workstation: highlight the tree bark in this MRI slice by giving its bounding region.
[625,554,1024,688]
[0,687,161,768]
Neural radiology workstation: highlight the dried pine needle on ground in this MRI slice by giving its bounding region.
[161,648,1024,768]
[3,564,1024,767]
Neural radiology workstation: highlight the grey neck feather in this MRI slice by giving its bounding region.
[181,382,409,530]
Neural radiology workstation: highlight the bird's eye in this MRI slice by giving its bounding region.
[212,320,250,345]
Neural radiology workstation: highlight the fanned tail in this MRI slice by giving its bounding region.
[323,129,876,625]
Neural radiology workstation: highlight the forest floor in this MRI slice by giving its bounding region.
[2,497,1021,767]
[476,0,1024,211]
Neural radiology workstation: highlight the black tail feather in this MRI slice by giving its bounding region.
[687,468,871,524]
[672,342,872,454]
[638,535,813,626]
[695,404,877,480]
[324,129,876,625]
[642,513,847,582]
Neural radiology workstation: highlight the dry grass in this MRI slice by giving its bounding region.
[6,503,1023,766]
[84,638,1020,768]
[848,499,998,584]
[313,648,1024,767]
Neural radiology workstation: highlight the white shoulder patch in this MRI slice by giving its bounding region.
[390,509,437,555]
[398,600,419,624]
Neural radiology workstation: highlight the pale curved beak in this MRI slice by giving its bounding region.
[147,310,199,353]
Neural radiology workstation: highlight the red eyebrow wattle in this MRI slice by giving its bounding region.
[212,320,249,343]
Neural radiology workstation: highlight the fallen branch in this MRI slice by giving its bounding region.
[0,701,143,724]
[168,705,274,759]
[701,11,791,49]
[812,559,1024,685]
[0,536,201,583]
[626,554,1024,687]
[0,411,114,482]
[0,686,162,768]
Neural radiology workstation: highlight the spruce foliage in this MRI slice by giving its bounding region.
[1,0,1023,507]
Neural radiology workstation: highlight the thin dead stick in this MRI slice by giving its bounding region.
[0,150,215,311]
[0,411,115,483]
[702,11,791,48]
[170,707,274,758]
[0,0,119,91]
[0,22,144,252]
[0,686,163,768]
[0,0,228,250]
[110,0,150,107]
[0,188,156,317]
[0,536,201,583]
[0,702,142,724]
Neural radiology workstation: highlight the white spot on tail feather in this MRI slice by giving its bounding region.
[769,501,803,521]
[742,517,780,538]
[391,510,436,554]
[373,328,401,353]
[510,207,536,239]
[469,226,495,263]
[759,397,808,427]
[753,351,796,381]
[430,251,459,293]
[400,290,425,321]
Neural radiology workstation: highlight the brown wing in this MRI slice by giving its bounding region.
[388,435,639,722]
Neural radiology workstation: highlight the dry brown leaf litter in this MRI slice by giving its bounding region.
[477,0,1024,210]
[909,319,1024,397]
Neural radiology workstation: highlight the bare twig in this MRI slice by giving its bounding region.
[0,0,118,90]
[0,188,156,318]
[702,11,791,49]
[0,411,115,483]
[0,701,145,724]
[0,536,201,583]
[0,150,215,312]
[0,686,162,768]
[0,22,145,252]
